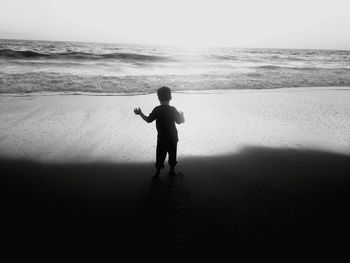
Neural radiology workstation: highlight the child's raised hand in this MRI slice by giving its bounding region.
[134,107,142,115]
[178,111,185,123]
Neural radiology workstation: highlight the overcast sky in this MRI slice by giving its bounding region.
[1,0,350,49]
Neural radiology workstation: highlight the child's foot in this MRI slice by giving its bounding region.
[152,169,160,180]
[152,174,160,180]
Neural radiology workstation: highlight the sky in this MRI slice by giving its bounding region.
[1,0,350,49]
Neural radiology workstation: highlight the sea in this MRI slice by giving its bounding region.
[1,39,350,94]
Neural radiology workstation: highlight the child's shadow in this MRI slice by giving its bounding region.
[148,171,183,212]
[146,171,190,250]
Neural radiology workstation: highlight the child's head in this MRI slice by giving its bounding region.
[157,86,172,102]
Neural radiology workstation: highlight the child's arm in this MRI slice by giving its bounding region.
[175,110,185,124]
[134,107,154,123]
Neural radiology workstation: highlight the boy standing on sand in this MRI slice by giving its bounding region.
[134,86,185,179]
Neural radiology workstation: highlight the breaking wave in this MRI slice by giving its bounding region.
[0,48,172,62]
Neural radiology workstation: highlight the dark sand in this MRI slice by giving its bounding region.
[2,146,350,261]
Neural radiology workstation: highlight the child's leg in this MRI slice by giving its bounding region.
[155,140,167,170]
[168,141,178,169]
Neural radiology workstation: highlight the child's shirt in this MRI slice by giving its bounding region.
[148,105,184,142]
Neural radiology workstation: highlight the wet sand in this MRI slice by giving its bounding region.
[1,87,350,261]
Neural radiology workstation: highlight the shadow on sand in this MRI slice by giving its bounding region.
[2,146,350,261]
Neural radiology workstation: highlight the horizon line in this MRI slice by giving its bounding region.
[1,37,349,52]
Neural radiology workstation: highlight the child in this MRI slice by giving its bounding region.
[134,86,185,179]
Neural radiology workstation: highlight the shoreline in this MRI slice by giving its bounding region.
[1,86,350,97]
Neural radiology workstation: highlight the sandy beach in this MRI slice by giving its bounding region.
[1,87,350,261]
[1,87,349,161]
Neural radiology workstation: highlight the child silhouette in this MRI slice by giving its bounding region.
[134,86,185,179]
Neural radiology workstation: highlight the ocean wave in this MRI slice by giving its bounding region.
[2,68,350,95]
[0,49,172,62]
[211,55,238,60]
[258,65,291,70]
[256,65,350,70]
